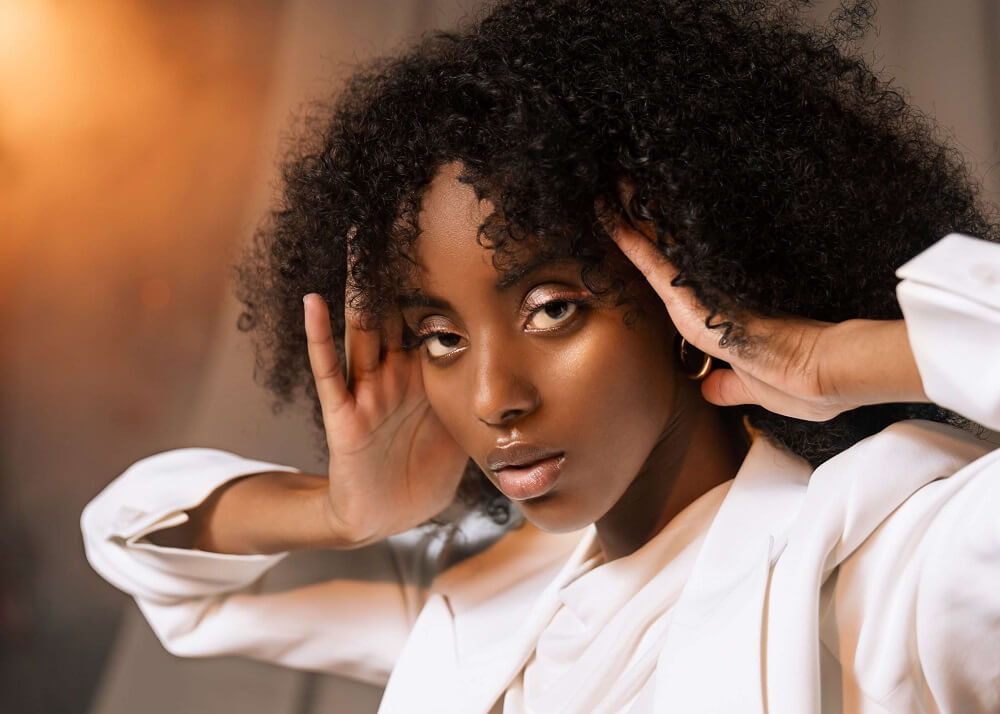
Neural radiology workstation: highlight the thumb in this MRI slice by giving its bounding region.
[700,368,757,407]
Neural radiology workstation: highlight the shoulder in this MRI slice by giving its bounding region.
[820,422,1000,711]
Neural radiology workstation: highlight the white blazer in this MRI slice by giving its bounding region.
[82,233,1000,713]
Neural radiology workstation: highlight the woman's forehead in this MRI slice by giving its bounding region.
[408,163,550,279]
[416,161,494,246]
[397,160,622,298]
[397,242,582,295]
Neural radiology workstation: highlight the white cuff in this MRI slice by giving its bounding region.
[81,448,297,603]
[896,233,1000,431]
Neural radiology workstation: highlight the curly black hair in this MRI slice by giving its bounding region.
[235,0,998,518]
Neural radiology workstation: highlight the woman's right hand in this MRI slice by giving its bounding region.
[303,288,468,549]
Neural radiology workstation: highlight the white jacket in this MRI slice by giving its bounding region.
[82,233,1000,713]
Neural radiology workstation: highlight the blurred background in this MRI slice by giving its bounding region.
[0,1,996,712]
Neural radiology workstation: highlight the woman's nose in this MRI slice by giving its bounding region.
[472,344,540,427]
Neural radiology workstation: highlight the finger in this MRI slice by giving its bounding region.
[699,367,759,408]
[304,293,353,416]
[345,313,383,379]
[609,221,724,357]
[378,308,413,382]
[607,220,679,297]
[343,229,382,382]
[380,307,407,355]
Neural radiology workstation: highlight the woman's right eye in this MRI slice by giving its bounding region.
[422,332,465,358]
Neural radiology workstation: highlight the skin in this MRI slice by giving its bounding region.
[150,165,929,560]
[607,216,930,418]
[400,162,742,559]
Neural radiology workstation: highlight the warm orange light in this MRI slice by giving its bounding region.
[0,2,59,136]
[0,2,151,150]
[140,277,172,311]
[0,3,46,71]
[0,0,163,261]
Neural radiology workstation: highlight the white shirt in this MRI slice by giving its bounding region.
[503,478,729,713]
[82,233,1000,713]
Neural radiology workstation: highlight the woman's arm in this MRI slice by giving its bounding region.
[610,225,1000,427]
[146,469,339,554]
[894,232,1000,431]
[81,245,476,679]
[81,449,296,602]
[111,283,472,559]
[80,447,438,685]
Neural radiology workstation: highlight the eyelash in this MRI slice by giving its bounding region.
[412,296,590,362]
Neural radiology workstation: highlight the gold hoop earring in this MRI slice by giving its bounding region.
[675,334,713,381]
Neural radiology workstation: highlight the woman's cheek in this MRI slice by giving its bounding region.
[558,315,674,436]
[420,363,463,437]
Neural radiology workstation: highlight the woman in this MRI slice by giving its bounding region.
[82,0,1000,711]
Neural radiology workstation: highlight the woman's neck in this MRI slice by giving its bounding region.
[594,390,744,561]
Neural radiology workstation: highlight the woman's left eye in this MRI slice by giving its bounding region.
[525,300,579,330]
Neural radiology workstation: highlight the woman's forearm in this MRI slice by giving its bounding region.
[148,471,343,554]
[830,319,930,410]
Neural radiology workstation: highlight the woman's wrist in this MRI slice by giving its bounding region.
[177,471,347,555]
[825,319,929,411]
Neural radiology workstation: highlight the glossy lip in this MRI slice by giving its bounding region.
[486,442,563,471]
[486,442,566,502]
[493,455,566,501]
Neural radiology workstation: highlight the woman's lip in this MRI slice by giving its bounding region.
[493,455,565,501]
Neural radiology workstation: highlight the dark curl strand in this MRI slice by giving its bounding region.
[235,0,999,518]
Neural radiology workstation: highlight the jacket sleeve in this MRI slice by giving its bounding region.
[896,232,1000,432]
[81,448,441,687]
[893,233,1000,711]
[912,446,1000,712]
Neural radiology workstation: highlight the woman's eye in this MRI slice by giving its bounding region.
[526,300,578,330]
[423,332,464,358]
[416,298,582,360]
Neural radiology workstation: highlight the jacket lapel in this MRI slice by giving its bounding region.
[655,437,812,713]
[451,527,599,713]
[378,522,594,714]
[764,420,992,714]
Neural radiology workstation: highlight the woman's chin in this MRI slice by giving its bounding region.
[516,493,601,534]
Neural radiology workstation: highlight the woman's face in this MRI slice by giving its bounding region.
[400,163,683,533]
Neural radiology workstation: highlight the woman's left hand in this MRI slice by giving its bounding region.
[609,221,930,421]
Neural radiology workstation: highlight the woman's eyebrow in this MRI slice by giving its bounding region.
[398,293,453,311]
[494,254,552,290]
[397,256,577,311]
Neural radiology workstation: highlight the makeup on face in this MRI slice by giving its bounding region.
[397,162,685,537]
[486,442,566,501]
[399,265,596,363]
